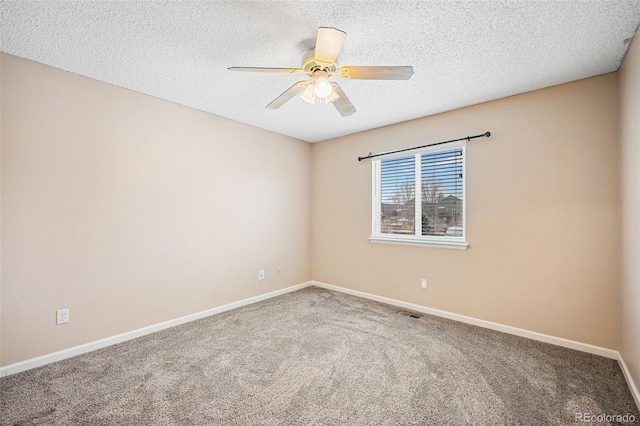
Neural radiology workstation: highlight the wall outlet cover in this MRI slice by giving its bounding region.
[56,308,69,325]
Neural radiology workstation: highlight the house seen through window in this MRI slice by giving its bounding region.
[371,144,466,248]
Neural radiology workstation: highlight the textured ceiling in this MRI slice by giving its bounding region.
[1,1,640,143]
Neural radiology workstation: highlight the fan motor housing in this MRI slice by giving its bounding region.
[302,50,336,75]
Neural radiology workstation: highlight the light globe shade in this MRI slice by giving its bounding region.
[300,83,316,104]
[314,76,333,98]
[325,89,340,104]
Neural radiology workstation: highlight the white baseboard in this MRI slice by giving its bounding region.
[618,353,640,411]
[310,281,619,360]
[0,281,313,378]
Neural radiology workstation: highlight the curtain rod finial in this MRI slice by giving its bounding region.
[485,131,491,137]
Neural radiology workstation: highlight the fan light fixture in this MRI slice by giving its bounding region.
[301,71,339,104]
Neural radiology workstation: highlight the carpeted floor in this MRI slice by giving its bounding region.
[1,286,638,425]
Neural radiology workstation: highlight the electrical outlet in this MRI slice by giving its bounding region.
[56,308,69,325]
[421,279,428,290]
[258,269,265,280]
[276,266,282,277]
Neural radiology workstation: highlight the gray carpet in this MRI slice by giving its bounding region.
[1,286,638,425]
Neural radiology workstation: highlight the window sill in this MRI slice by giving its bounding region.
[369,235,468,250]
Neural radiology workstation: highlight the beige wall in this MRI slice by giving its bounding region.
[619,32,640,395]
[312,74,619,349]
[0,51,627,367]
[0,54,311,366]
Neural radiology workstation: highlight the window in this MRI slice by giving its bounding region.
[370,143,467,249]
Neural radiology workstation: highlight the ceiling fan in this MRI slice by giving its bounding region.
[228,27,414,117]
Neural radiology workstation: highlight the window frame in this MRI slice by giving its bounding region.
[369,141,468,250]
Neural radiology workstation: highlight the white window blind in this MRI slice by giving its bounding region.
[380,155,415,235]
[371,144,467,249]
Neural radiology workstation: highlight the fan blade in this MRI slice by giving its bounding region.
[330,83,356,117]
[266,81,308,109]
[339,66,414,80]
[228,67,304,74]
[314,27,347,64]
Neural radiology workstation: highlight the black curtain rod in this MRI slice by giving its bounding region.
[357,131,491,161]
